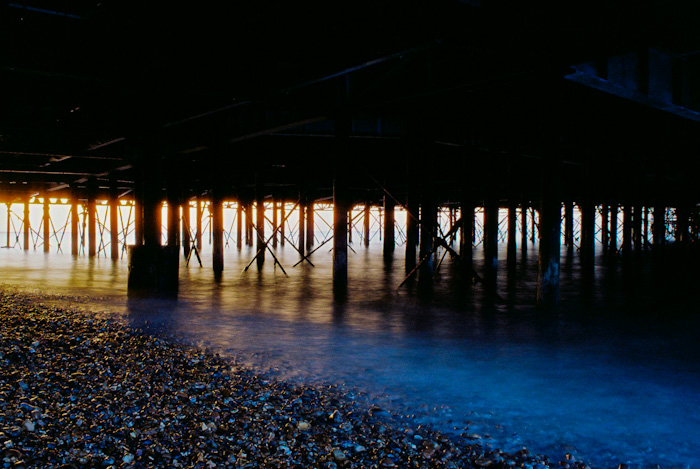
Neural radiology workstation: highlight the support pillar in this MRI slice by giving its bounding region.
[236,200,242,250]
[196,196,203,251]
[87,179,97,257]
[643,206,649,248]
[280,202,286,246]
[609,203,619,255]
[298,202,306,257]
[363,202,370,247]
[419,189,436,279]
[601,205,609,252]
[506,198,517,267]
[43,193,50,253]
[23,197,30,250]
[167,199,178,249]
[256,181,265,269]
[460,194,474,265]
[182,199,191,259]
[622,204,632,254]
[580,200,595,265]
[537,188,561,307]
[5,203,10,248]
[110,181,120,260]
[272,199,278,249]
[520,202,528,251]
[383,195,395,256]
[653,204,665,246]
[212,192,224,274]
[483,196,499,284]
[676,204,689,244]
[564,200,574,250]
[306,201,314,250]
[406,190,419,271]
[245,201,254,247]
[633,204,643,251]
[71,191,79,255]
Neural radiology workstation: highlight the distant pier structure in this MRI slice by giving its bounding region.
[2,1,700,303]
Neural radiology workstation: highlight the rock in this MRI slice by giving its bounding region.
[297,421,311,431]
[123,453,135,464]
[332,448,347,461]
[475,458,493,467]
[23,419,35,432]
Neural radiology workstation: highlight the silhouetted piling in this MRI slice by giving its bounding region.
[384,195,395,256]
[42,193,50,253]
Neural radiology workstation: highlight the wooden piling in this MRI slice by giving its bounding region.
[633,204,642,250]
[460,195,474,264]
[306,201,314,250]
[520,202,528,251]
[298,202,306,257]
[363,202,370,247]
[280,202,286,246]
[212,192,224,274]
[564,200,574,249]
[653,204,665,246]
[5,203,10,248]
[272,199,278,248]
[601,204,609,252]
[196,196,203,251]
[406,191,419,271]
[506,199,517,266]
[245,201,254,247]
[580,201,595,264]
[537,192,561,306]
[167,201,178,248]
[110,181,120,260]
[643,206,649,247]
[235,200,242,250]
[609,203,619,255]
[182,200,191,259]
[23,197,30,250]
[87,179,97,257]
[622,204,632,254]
[43,194,50,253]
[383,195,395,255]
[256,188,265,269]
[483,196,499,284]
[71,190,79,255]
[676,204,689,243]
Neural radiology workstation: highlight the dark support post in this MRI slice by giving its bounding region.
[419,188,436,279]
[87,179,97,257]
[643,206,649,247]
[633,204,643,251]
[622,204,632,254]
[383,195,395,256]
[182,199,191,259]
[537,161,561,307]
[280,202,286,246]
[196,196,203,251]
[483,195,499,284]
[43,193,50,253]
[506,198,517,267]
[110,180,120,260]
[5,203,9,248]
[530,207,536,243]
[256,179,265,269]
[520,202,528,251]
[564,200,574,250]
[460,193,474,265]
[71,191,80,255]
[167,200,178,249]
[609,203,619,255]
[406,190,419,271]
[676,204,689,244]
[348,208,353,244]
[298,201,306,257]
[363,202,370,247]
[333,110,350,289]
[245,201,254,247]
[580,200,595,265]
[306,201,315,250]
[272,199,278,248]
[653,204,665,246]
[23,197,30,250]
[236,200,242,249]
[601,205,609,252]
[212,191,224,274]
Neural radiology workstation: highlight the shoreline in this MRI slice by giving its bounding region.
[0,289,592,469]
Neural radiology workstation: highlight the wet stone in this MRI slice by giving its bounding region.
[0,289,604,469]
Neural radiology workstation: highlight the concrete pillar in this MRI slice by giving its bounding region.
[537,192,561,306]
[298,202,306,257]
[87,179,97,257]
[363,202,370,247]
[306,202,315,250]
[196,196,203,251]
[507,198,517,267]
[71,191,79,255]
[419,189,436,278]
[609,203,619,255]
[23,197,30,250]
[383,195,395,255]
[483,196,499,284]
[580,201,595,264]
[460,194,474,264]
[601,204,609,252]
[110,181,120,260]
[182,200,191,259]
[43,194,50,253]
[256,188,265,269]
[564,200,574,250]
[235,200,242,250]
[280,202,286,246]
[520,203,528,251]
[212,192,224,274]
[272,199,278,248]
[633,204,642,250]
[622,204,632,254]
[653,204,665,246]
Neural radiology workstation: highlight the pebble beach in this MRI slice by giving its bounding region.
[0,289,593,469]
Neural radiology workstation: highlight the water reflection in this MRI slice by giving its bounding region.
[0,242,699,468]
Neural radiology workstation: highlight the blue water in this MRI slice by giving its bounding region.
[1,240,699,468]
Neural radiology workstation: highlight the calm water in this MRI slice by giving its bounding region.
[1,239,699,469]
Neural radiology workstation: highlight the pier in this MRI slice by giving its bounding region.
[1,1,700,305]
